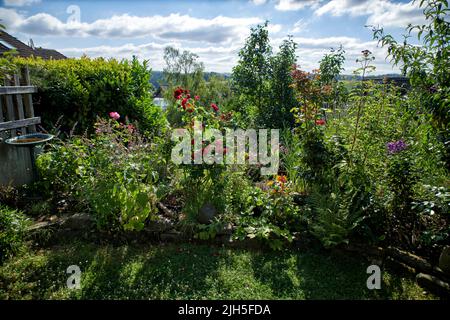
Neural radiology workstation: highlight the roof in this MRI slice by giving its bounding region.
[34,47,67,60]
[0,30,66,60]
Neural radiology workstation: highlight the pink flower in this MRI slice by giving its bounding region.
[195,95,200,101]
[211,103,219,112]
[109,112,120,120]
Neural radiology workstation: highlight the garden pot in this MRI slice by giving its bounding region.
[198,203,217,224]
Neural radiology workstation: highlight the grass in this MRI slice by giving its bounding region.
[0,241,436,300]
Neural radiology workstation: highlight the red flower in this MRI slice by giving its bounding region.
[181,98,188,109]
[195,95,200,101]
[315,119,326,126]
[211,103,219,112]
[174,87,183,100]
[187,107,194,113]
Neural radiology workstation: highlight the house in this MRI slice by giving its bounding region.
[0,30,66,60]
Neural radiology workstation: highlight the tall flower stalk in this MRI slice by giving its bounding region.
[350,50,376,154]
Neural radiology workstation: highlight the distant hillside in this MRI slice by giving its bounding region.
[150,71,405,89]
[150,71,231,89]
[338,74,404,81]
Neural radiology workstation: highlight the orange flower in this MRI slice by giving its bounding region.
[276,175,287,183]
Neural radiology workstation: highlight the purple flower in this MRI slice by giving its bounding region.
[387,139,407,155]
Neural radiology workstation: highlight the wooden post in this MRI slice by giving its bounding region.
[3,78,16,137]
[22,67,36,132]
[14,74,27,135]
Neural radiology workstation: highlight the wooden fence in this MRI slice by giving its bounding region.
[0,67,41,186]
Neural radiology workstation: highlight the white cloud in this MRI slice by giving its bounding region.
[251,0,267,5]
[291,18,310,33]
[275,0,322,11]
[60,34,398,74]
[59,42,242,73]
[0,8,22,28]
[0,4,400,74]
[0,9,266,45]
[3,0,40,6]
[315,0,424,28]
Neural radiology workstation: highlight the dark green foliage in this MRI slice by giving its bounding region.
[13,56,166,136]
[264,37,297,128]
[232,22,299,128]
[232,21,272,127]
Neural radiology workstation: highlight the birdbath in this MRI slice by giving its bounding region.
[5,133,54,180]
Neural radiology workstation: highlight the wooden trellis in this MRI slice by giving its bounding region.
[0,66,41,186]
[0,66,40,135]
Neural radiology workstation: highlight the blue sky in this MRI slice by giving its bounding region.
[0,0,427,74]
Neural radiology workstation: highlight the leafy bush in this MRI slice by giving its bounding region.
[13,56,167,136]
[372,0,450,168]
[0,205,29,263]
[230,176,303,250]
[413,184,450,253]
[36,117,166,231]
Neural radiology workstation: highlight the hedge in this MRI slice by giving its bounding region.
[12,56,167,136]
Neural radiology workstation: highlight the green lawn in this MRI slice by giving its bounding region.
[0,242,436,300]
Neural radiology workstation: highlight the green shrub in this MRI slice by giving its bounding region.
[230,176,303,250]
[36,118,166,231]
[0,205,29,263]
[13,56,167,136]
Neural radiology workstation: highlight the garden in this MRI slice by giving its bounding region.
[0,0,449,300]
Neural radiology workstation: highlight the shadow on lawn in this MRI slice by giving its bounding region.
[0,241,427,299]
[248,249,415,300]
[64,243,224,299]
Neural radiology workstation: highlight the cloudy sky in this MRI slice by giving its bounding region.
[0,0,427,74]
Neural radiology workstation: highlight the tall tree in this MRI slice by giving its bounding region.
[162,46,205,98]
[232,21,272,127]
[162,46,206,126]
[265,36,297,128]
